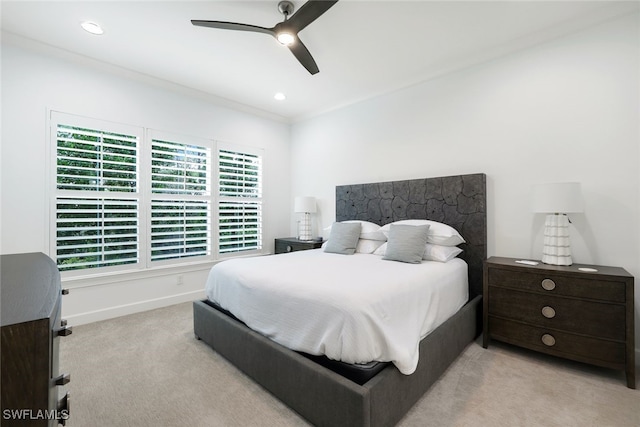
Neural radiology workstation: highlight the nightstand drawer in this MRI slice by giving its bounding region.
[275,241,302,253]
[483,256,635,388]
[488,268,626,302]
[274,238,324,254]
[489,317,626,368]
[489,286,625,341]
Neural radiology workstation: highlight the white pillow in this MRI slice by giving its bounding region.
[374,242,463,263]
[423,244,463,262]
[380,220,465,246]
[373,243,386,256]
[323,220,386,241]
[355,239,385,254]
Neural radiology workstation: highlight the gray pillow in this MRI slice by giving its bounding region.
[324,222,362,255]
[383,224,430,264]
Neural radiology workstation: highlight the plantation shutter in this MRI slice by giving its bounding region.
[150,137,212,262]
[54,120,140,271]
[218,148,262,254]
[52,112,265,275]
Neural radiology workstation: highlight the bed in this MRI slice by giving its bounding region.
[194,173,486,427]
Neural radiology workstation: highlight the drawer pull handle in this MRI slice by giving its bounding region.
[57,326,73,337]
[286,245,293,252]
[541,278,556,291]
[55,373,71,386]
[541,334,556,347]
[57,392,70,425]
[541,306,556,319]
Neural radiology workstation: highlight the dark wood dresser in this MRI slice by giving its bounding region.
[275,237,324,254]
[483,256,635,388]
[1,253,71,425]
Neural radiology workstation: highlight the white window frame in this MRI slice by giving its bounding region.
[146,129,215,267]
[49,111,265,278]
[49,112,145,276]
[216,141,264,258]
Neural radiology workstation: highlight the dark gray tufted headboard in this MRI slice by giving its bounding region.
[336,173,487,298]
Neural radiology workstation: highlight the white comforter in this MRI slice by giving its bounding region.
[205,250,468,375]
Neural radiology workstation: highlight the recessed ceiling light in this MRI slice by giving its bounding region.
[81,21,104,35]
[274,92,286,101]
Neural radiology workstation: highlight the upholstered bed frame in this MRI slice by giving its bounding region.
[193,173,486,427]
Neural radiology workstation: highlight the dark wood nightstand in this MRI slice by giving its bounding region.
[275,237,324,254]
[483,256,635,389]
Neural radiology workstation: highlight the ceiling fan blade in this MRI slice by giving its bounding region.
[191,20,275,37]
[287,0,339,33]
[288,36,319,75]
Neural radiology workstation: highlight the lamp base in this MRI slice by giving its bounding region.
[541,213,573,266]
[298,212,313,241]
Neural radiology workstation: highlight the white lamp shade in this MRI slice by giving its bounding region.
[532,182,583,214]
[294,196,316,213]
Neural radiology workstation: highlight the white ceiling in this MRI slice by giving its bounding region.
[1,1,637,122]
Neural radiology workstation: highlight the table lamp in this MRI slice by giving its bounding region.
[294,196,316,241]
[532,182,584,266]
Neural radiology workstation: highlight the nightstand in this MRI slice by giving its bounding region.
[274,237,324,254]
[483,256,635,389]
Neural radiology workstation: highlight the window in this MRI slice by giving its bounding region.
[50,112,263,274]
[150,135,212,262]
[218,147,263,254]
[54,118,141,272]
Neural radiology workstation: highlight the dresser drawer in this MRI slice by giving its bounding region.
[488,286,626,341]
[487,268,626,302]
[488,317,626,369]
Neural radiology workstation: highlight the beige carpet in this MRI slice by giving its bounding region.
[60,302,639,427]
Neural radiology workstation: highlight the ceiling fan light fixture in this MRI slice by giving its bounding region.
[191,0,338,74]
[276,32,295,46]
[81,21,104,35]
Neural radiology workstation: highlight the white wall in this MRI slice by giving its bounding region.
[1,39,292,325]
[291,14,640,352]
[1,11,638,357]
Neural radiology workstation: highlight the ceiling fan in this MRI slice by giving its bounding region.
[192,0,339,75]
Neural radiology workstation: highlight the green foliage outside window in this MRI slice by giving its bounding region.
[54,121,262,272]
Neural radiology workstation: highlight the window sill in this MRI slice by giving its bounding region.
[61,251,271,289]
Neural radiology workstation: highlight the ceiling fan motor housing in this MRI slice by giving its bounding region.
[278,1,295,17]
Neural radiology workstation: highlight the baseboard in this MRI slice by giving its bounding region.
[63,289,206,326]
